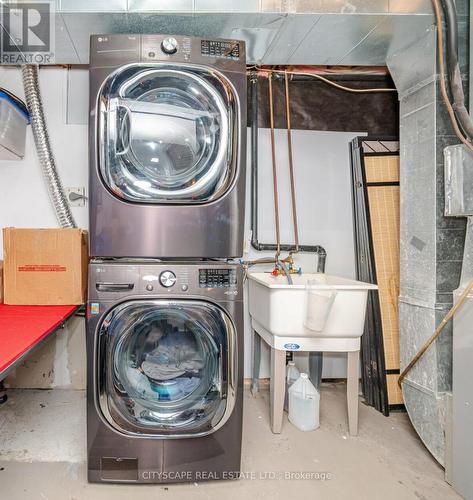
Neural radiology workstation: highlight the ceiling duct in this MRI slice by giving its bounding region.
[0,1,434,65]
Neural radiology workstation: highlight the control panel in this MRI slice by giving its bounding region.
[142,35,192,61]
[89,261,243,301]
[201,39,241,60]
[90,34,245,69]
[199,268,237,288]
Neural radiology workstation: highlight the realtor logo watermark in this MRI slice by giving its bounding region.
[1,1,55,64]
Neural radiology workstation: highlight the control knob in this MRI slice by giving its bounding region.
[160,271,176,288]
[161,37,178,55]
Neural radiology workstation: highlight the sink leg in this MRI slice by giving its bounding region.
[251,329,261,396]
[270,348,286,434]
[347,351,360,436]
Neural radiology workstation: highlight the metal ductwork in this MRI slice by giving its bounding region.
[22,65,76,228]
[1,1,435,65]
[387,0,469,467]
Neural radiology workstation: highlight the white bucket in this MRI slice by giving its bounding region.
[304,279,337,331]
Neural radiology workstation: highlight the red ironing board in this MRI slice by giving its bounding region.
[0,304,79,380]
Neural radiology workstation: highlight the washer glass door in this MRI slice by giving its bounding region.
[97,300,236,437]
[98,65,237,204]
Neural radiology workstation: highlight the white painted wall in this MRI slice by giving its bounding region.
[0,66,363,386]
[0,66,89,242]
[243,128,364,380]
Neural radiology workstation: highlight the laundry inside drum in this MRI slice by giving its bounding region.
[111,304,226,432]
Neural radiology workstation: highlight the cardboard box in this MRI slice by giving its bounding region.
[3,228,88,305]
[0,260,3,304]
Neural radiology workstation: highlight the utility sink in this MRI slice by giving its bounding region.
[248,273,378,339]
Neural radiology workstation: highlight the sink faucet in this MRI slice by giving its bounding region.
[270,254,302,277]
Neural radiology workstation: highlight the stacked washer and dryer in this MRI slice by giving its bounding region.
[87,34,247,484]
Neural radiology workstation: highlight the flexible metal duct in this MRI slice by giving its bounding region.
[21,65,76,228]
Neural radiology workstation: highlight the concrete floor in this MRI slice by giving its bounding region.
[0,383,459,500]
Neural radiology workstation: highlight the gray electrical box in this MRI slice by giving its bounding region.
[444,144,473,217]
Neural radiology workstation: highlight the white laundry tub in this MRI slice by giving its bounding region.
[248,273,377,338]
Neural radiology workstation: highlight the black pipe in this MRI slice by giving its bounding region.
[271,72,392,85]
[249,73,327,274]
[440,0,473,140]
[250,70,260,252]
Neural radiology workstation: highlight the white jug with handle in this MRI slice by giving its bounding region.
[288,373,320,431]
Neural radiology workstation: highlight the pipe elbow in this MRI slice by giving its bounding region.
[316,246,327,258]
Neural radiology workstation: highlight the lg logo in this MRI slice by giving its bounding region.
[1,2,54,63]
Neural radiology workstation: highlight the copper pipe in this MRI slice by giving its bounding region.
[268,74,281,258]
[398,278,473,387]
[249,67,397,93]
[284,70,300,253]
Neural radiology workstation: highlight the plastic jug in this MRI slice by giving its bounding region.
[284,361,300,412]
[288,373,320,431]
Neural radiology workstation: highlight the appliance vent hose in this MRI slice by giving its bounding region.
[21,65,76,228]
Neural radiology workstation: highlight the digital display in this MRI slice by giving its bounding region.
[199,269,237,288]
[201,40,240,60]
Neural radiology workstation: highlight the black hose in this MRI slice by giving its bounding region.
[440,0,458,64]
[440,0,473,140]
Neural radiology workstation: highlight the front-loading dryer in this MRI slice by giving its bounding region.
[86,260,243,483]
[89,34,246,259]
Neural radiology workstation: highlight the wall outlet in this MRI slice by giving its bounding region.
[65,187,87,207]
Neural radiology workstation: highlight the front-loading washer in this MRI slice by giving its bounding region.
[86,260,243,483]
[89,34,247,259]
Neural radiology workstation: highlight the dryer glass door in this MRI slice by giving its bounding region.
[97,300,236,437]
[99,65,237,204]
